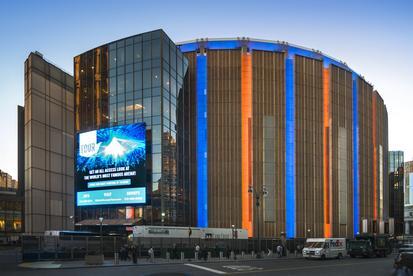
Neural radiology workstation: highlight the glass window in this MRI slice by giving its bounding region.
[171,105,176,124]
[117,47,125,67]
[142,32,151,41]
[152,68,161,87]
[162,37,169,62]
[117,75,125,94]
[126,64,133,74]
[143,60,151,70]
[126,37,134,46]
[143,116,151,126]
[117,40,125,48]
[152,96,161,116]
[109,43,116,51]
[117,66,124,75]
[170,46,176,69]
[171,77,176,98]
[134,99,143,120]
[125,73,133,92]
[109,50,116,68]
[163,70,169,90]
[152,125,161,144]
[152,115,161,124]
[152,58,161,68]
[109,68,116,77]
[134,43,142,63]
[109,77,116,96]
[134,35,142,44]
[134,71,142,90]
[133,90,142,100]
[152,144,161,154]
[152,87,161,97]
[152,39,161,58]
[177,55,183,77]
[143,88,151,98]
[134,62,142,71]
[143,69,151,89]
[163,98,170,119]
[143,41,151,60]
[125,92,134,101]
[117,93,125,103]
[143,97,151,117]
[126,45,133,64]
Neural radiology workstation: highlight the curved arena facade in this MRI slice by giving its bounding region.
[178,38,388,239]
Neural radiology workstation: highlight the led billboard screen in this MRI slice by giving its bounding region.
[75,123,146,206]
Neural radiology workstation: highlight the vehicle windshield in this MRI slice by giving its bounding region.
[304,242,324,248]
[349,240,367,249]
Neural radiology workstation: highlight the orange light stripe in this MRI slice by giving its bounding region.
[372,93,377,220]
[241,51,253,237]
[323,67,331,238]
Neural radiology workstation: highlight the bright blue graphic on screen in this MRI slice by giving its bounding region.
[77,187,146,206]
[75,123,146,207]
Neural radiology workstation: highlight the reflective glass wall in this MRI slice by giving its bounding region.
[75,30,189,226]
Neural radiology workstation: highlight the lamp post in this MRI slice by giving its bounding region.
[231,224,235,253]
[307,229,311,238]
[99,217,104,255]
[248,185,268,258]
[69,215,74,230]
[161,212,165,226]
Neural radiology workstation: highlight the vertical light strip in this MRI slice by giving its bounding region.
[241,51,253,237]
[323,65,331,238]
[352,73,359,236]
[285,54,295,239]
[196,53,208,227]
[372,93,377,220]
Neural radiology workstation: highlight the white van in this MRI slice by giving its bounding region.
[302,238,346,260]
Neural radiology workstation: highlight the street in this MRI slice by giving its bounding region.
[4,256,395,276]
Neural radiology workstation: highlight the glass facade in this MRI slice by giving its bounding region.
[389,151,404,173]
[75,30,189,226]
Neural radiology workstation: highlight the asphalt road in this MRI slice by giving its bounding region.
[4,256,396,276]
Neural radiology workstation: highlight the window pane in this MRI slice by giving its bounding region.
[143,41,151,60]
[143,97,151,117]
[143,69,151,89]
[152,67,161,87]
[126,45,133,64]
[152,125,161,145]
[152,39,160,58]
[134,43,142,63]
[109,50,116,68]
[117,47,125,66]
[117,75,125,94]
[125,73,133,92]
[134,71,142,90]
[152,96,161,116]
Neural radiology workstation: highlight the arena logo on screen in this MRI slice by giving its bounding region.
[79,130,101,158]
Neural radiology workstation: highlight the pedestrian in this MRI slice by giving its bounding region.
[277,244,282,258]
[148,247,154,262]
[195,244,200,260]
[226,245,230,259]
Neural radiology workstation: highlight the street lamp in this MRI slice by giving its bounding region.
[248,185,268,258]
[161,212,165,226]
[307,229,311,238]
[99,217,104,255]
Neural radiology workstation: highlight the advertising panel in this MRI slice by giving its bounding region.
[75,123,146,206]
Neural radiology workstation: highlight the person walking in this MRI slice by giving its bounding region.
[277,244,282,258]
[195,244,200,260]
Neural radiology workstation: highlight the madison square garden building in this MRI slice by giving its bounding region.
[74,30,388,238]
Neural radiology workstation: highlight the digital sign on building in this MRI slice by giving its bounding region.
[75,123,146,206]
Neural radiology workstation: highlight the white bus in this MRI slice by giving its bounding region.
[132,226,248,240]
[302,238,346,260]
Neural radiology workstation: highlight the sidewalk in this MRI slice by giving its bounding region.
[18,253,301,269]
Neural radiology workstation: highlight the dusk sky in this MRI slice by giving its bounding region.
[0,0,412,178]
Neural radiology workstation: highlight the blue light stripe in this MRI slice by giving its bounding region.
[285,54,295,239]
[352,73,359,235]
[196,53,208,227]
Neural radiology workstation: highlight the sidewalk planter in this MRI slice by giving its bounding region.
[85,254,104,265]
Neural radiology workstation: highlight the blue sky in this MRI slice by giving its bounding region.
[0,0,412,178]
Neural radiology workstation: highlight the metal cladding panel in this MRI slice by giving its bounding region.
[252,51,285,238]
[352,73,359,235]
[207,50,242,230]
[196,53,208,227]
